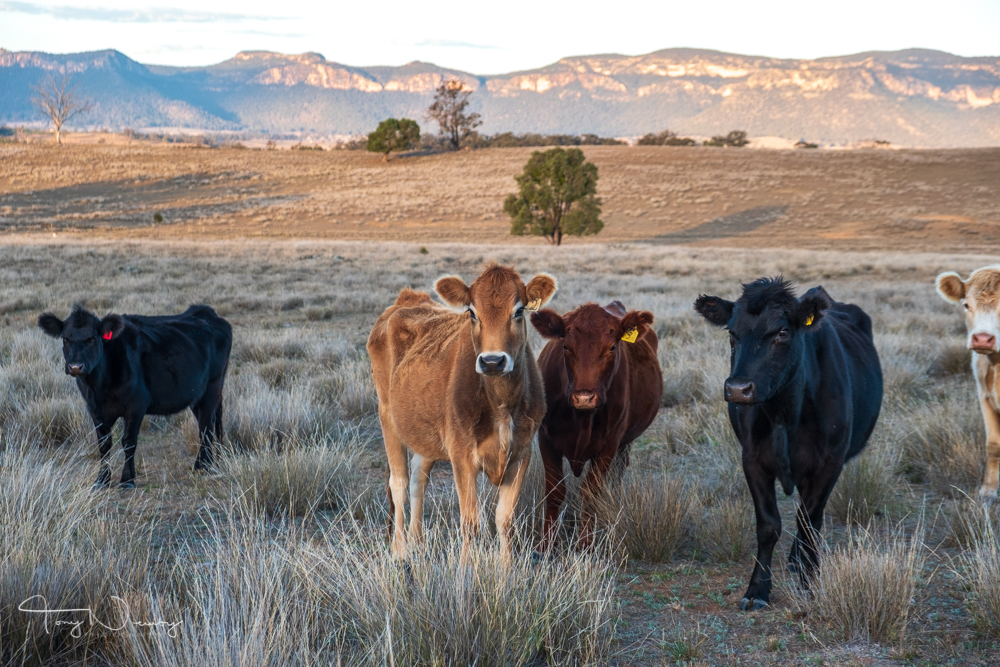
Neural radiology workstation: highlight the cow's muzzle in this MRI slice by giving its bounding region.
[971,332,997,354]
[571,391,600,410]
[724,377,757,404]
[67,363,86,377]
[477,352,512,376]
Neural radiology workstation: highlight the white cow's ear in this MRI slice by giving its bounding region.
[435,275,472,308]
[936,272,966,303]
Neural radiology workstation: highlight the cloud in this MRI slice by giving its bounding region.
[414,39,500,50]
[0,1,288,22]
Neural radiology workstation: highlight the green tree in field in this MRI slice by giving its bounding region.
[704,130,749,147]
[503,147,602,246]
[426,79,481,150]
[367,118,420,161]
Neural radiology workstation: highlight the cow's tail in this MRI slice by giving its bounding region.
[394,288,432,308]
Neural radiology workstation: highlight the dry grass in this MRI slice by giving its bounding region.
[959,507,1000,637]
[0,237,997,663]
[804,520,926,643]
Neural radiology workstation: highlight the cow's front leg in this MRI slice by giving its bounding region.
[979,396,1000,502]
[118,411,145,489]
[578,448,616,551]
[742,456,781,611]
[537,437,567,555]
[92,418,115,490]
[452,451,481,564]
[495,450,530,563]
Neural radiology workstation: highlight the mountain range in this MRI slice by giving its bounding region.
[1,47,999,146]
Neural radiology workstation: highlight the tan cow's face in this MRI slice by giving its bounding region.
[937,266,1000,354]
[436,263,557,376]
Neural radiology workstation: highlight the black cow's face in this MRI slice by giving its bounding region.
[38,307,124,377]
[695,279,830,404]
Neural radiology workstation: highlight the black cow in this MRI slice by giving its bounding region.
[38,305,232,489]
[694,278,882,611]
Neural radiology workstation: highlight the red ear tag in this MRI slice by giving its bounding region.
[103,331,113,341]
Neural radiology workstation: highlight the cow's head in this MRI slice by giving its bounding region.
[435,262,557,376]
[937,266,1000,355]
[695,277,830,404]
[38,306,125,377]
[532,301,653,410]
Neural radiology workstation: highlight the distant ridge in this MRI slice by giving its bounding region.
[1,47,998,146]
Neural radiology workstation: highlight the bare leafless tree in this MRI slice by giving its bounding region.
[426,79,481,150]
[32,71,93,146]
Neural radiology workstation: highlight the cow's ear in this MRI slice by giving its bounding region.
[38,312,64,338]
[525,273,557,310]
[694,295,734,328]
[100,314,125,340]
[434,275,472,308]
[619,310,654,342]
[531,309,565,338]
[936,272,966,303]
[797,286,832,330]
[604,300,627,317]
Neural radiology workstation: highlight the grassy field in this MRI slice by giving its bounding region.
[0,235,998,665]
[1,144,999,252]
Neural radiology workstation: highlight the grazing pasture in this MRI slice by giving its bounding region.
[0,237,998,665]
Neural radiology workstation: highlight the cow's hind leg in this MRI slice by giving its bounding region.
[790,464,842,589]
[742,458,781,611]
[192,377,225,472]
[381,416,411,559]
[92,419,115,490]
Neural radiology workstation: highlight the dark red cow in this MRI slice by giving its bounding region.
[531,301,663,551]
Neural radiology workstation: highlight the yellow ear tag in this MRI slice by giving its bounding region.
[526,298,541,311]
[805,314,815,327]
[621,328,639,343]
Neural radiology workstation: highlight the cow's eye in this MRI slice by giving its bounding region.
[776,328,789,341]
[562,344,569,352]
[729,335,735,348]
[467,309,477,321]
[964,303,970,310]
[514,306,524,319]
[610,344,617,352]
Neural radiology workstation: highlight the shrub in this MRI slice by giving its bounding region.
[704,130,749,147]
[637,129,696,146]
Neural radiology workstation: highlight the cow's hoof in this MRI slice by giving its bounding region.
[91,481,110,491]
[117,481,136,490]
[979,488,997,505]
[740,597,768,612]
[787,560,800,574]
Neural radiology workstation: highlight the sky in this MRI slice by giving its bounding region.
[1,0,998,72]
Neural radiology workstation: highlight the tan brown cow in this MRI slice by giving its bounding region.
[937,265,1000,501]
[367,262,557,558]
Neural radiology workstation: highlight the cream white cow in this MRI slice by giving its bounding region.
[937,265,1000,501]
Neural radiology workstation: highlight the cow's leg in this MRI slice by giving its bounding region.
[118,411,145,489]
[495,451,530,562]
[92,418,115,490]
[978,396,1000,502]
[408,453,435,542]
[578,448,616,551]
[537,438,567,554]
[741,458,781,611]
[193,378,224,472]
[381,418,410,559]
[790,464,842,590]
[452,451,481,562]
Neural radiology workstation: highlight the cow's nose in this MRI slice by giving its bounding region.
[971,332,997,352]
[571,391,599,410]
[67,363,86,376]
[477,354,507,375]
[724,378,756,403]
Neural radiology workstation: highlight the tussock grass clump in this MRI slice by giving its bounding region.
[226,374,334,448]
[0,434,147,665]
[306,530,618,666]
[806,521,925,643]
[828,444,899,525]
[898,407,982,496]
[959,508,1000,636]
[597,472,693,562]
[696,497,755,562]
[312,357,378,420]
[22,396,90,447]
[217,431,366,517]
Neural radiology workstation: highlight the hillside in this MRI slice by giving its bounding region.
[1,47,999,146]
